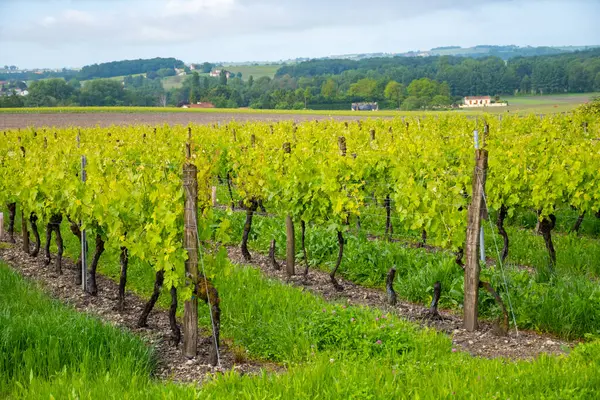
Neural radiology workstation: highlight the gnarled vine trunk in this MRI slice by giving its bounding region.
[169,286,181,346]
[241,200,258,261]
[329,230,345,291]
[226,172,235,211]
[7,203,16,243]
[138,269,164,327]
[538,214,557,273]
[29,212,41,257]
[496,204,509,263]
[572,211,585,234]
[269,239,281,270]
[427,281,442,319]
[44,214,63,274]
[117,246,128,311]
[386,267,397,305]
[479,280,509,335]
[87,233,105,296]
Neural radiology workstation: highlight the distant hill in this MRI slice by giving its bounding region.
[309,45,600,62]
[77,57,185,80]
[0,57,186,82]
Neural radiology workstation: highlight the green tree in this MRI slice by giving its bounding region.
[348,78,378,99]
[219,70,228,86]
[79,79,125,106]
[383,81,405,108]
[321,78,337,99]
[303,87,311,109]
[200,62,214,73]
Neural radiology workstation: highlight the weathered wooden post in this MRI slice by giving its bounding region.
[21,209,30,254]
[183,142,199,358]
[211,186,217,207]
[283,142,295,277]
[463,148,488,331]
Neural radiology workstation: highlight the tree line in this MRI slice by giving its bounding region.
[2,49,599,110]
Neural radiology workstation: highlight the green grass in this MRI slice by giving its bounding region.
[161,75,186,90]
[0,262,199,399]
[4,213,600,398]
[221,64,282,81]
[217,207,600,339]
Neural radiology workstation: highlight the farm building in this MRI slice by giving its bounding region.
[463,96,491,107]
[210,70,231,79]
[351,102,379,111]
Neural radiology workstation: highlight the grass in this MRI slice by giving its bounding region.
[4,213,600,398]
[221,64,282,81]
[215,205,600,339]
[161,75,186,90]
[0,262,197,399]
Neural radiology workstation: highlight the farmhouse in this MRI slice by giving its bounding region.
[463,96,491,107]
[210,69,231,79]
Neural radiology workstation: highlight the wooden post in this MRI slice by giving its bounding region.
[21,209,29,254]
[183,144,199,358]
[81,155,88,291]
[283,142,294,276]
[285,215,295,277]
[211,186,217,207]
[464,149,488,331]
[0,212,3,239]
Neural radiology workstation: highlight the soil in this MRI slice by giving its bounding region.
[0,235,276,384]
[0,112,380,129]
[226,245,574,360]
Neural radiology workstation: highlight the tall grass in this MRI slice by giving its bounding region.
[0,263,162,397]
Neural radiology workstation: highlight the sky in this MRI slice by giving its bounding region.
[0,0,599,69]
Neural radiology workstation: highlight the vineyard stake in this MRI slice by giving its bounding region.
[474,128,486,263]
[183,144,199,358]
[282,142,295,276]
[81,155,87,291]
[464,148,488,331]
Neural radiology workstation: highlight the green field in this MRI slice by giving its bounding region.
[221,64,282,80]
[161,74,187,90]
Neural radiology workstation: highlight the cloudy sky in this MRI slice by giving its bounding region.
[0,0,598,68]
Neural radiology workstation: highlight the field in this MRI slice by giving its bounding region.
[2,111,600,398]
[221,63,282,80]
[0,93,594,129]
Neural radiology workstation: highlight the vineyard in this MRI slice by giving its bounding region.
[2,112,600,398]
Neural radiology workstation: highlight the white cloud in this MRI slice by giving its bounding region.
[0,0,598,68]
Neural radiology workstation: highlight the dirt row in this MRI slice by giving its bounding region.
[0,112,378,129]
